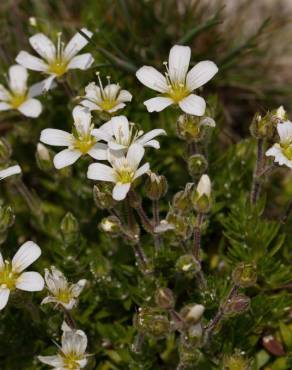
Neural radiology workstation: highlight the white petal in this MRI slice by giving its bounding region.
[38,355,64,367]
[108,142,127,151]
[42,75,56,91]
[0,165,21,180]
[266,144,281,158]
[64,28,93,60]
[28,78,55,98]
[15,51,48,72]
[80,99,100,111]
[143,139,160,149]
[179,94,206,116]
[117,89,132,102]
[108,103,126,113]
[73,105,92,134]
[137,129,166,146]
[0,288,10,310]
[277,121,292,143]
[0,102,12,111]
[186,60,218,91]
[104,84,120,99]
[266,144,292,168]
[67,53,94,70]
[144,97,173,112]
[126,143,145,170]
[53,149,82,169]
[197,174,211,197]
[16,271,44,291]
[91,127,112,142]
[168,45,191,84]
[84,82,101,101]
[88,143,108,160]
[201,117,216,127]
[0,85,11,101]
[8,65,28,95]
[87,163,116,182]
[0,253,4,269]
[71,279,87,297]
[29,33,56,62]
[12,241,41,273]
[136,66,168,93]
[133,162,150,180]
[113,183,131,201]
[40,128,73,146]
[18,98,42,118]
[111,116,130,143]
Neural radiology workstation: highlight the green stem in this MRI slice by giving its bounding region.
[251,138,265,205]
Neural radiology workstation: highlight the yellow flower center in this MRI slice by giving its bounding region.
[10,94,27,109]
[62,353,81,370]
[98,99,118,112]
[167,84,189,103]
[74,136,97,154]
[0,262,18,290]
[281,142,292,160]
[56,290,72,304]
[116,165,135,184]
[48,59,68,77]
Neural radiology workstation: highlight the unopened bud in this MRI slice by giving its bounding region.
[145,172,168,200]
[134,307,170,338]
[60,212,79,246]
[191,174,212,213]
[172,183,193,214]
[223,350,251,370]
[175,254,201,278]
[29,17,37,27]
[90,256,111,280]
[155,288,175,309]
[178,340,203,367]
[188,154,208,177]
[223,294,250,317]
[176,114,215,142]
[99,216,121,235]
[232,263,257,288]
[93,184,116,210]
[0,139,12,163]
[180,304,205,325]
[166,213,192,240]
[0,205,15,232]
[36,143,52,171]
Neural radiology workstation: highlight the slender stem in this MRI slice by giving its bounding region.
[153,200,162,251]
[193,213,204,259]
[60,305,76,330]
[136,203,154,234]
[251,138,264,205]
[60,79,74,98]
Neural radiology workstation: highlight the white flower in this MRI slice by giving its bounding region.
[87,143,150,201]
[0,165,21,180]
[186,304,205,323]
[16,28,94,91]
[266,120,292,169]
[92,115,166,151]
[0,241,44,310]
[38,328,88,369]
[81,74,132,114]
[40,106,107,169]
[136,44,218,116]
[41,266,86,310]
[0,65,42,117]
[196,174,211,198]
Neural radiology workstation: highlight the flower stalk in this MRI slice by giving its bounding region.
[250,138,265,204]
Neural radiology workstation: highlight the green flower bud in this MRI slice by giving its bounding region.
[134,307,170,338]
[35,143,53,171]
[172,183,193,214]
[223,350,251,370]
[175,254,201,278]
[90,256,111,280]
[93,184,116,210]
[155,288,175,309]
[0,138,12,163]
[145,172,168,200]
[188,154,208,177]
[180,303,205,325]
[99,216,121,235]
[232,263,257,288]
[0,205,15,232]
[166,213,192,240]
[191,174,212,213]
[60,212,79,246]
[178,340,204,366]
[223,294,250,317]
[176,114,215,142]
[250,107,287,140]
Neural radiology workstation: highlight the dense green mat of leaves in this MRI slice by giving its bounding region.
[0,1,291,369]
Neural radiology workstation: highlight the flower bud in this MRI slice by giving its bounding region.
[175,254,201,278]
[0,205,15,233]
[93,184,116,210]
[172,183,193,214]
[188,154,208,177]
[36,143,53,171]
[191,174,212,213]
[145,172,168,200]
[90,256,111,280]
[99,216,121,235]
[232,263,257,288]
[250,107,287,140]
[60,212,79,246]
[134,307,170,338]
[223,351,251,370]
[0,138,12,163]
[166,213,192,240]
[178,340,203,367]
[223,294,250,317]
[180,304,205,325]
[176,114,215,142]
[155,288,175,309]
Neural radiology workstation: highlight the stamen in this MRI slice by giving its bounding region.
[96,72,105,99]
[57,32,62,60]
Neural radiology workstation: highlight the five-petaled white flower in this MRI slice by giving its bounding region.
[16,28,94,91]
[41,266,86,310]
[0,241,44,310]
[81,74,132,114]
[38,327,88,369]
[92,115,166,151]
[0,65,43,117]
[266,120,292,169]
[40,106,107,169]
[87,143,149,201]
[0,164,21,180]
[136,45,218,116]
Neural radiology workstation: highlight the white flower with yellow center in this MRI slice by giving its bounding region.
[92,115,166,151]
[87,143,150,201]
[0,65,42,117]
[40,106,107,169]
[81,74,132,114]
[266,120,292,169]
[16,28,94,91]
[0,164,21,180]
[41,266,86,310]
[136,45,218,116]
[38,328,88,370]
[0,241,44,310]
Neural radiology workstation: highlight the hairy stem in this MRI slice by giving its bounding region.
[193,213,204,260]
[153,200,162,250]
[250,138,265,205]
